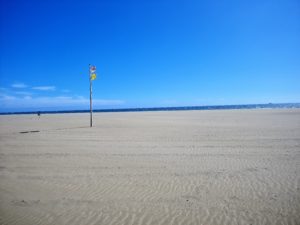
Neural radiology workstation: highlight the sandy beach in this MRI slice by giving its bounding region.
[0,109,299,225]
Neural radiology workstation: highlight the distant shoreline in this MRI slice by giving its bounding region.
[1,103,300,115]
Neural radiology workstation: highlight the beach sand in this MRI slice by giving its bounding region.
[0,109,299,225]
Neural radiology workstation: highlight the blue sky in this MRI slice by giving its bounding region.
[0,0,299,112]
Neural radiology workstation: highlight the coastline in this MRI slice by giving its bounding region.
[1,102,300,115]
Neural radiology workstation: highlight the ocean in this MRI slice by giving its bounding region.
[1,103,299,115]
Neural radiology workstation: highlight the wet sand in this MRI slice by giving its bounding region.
[0,109,300,225]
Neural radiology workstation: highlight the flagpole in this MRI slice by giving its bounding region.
[89,64,93,127]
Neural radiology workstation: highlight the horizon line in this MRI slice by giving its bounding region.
[1,102,300,115]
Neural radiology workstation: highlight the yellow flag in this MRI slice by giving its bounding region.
[90,73,96,80]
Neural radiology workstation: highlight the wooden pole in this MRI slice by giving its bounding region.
[89,65,93,127]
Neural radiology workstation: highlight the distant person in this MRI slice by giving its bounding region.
[37,111,41,118]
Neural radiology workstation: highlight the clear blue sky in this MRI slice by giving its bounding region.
[1,0,299,112]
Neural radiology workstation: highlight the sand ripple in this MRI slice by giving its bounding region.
[0,110,300,225]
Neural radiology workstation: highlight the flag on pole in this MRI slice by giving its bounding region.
[90,65,96,73]
[89,65,97,81]
[90,73,97,80]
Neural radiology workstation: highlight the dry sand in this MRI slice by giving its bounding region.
[0,109,299,225]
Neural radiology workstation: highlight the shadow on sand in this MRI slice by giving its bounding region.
[18,126,90,134]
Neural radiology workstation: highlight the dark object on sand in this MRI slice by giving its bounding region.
[37,111,41,117]
[20,130,40,134]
